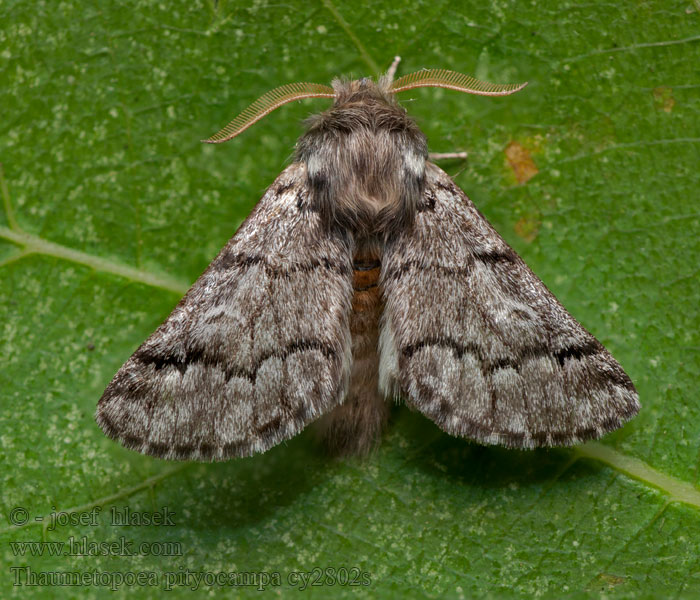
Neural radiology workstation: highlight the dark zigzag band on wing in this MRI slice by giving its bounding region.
[97,342,335,461]
[214,251,351,277]
[399,340,639,449]
[383,248,518,282]
[98,326,348,462]
[401,336,634,387]
[122,338,337,384]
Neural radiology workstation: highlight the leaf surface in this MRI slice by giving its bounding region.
[2,1,699,597]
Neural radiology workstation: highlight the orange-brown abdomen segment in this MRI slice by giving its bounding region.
[316,244,389,454]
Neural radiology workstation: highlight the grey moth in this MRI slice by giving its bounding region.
[96,59,639,460]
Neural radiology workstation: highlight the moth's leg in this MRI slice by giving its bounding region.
[428,151,468,160]
[316,241,389,455]
[386,56,401,82]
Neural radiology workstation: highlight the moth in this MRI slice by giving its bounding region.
[96,59,640,460]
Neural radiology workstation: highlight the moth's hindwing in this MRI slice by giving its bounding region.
[379,162,640,448]
[96,163,354,460]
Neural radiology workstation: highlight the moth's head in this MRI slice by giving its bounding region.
[203,63,527,235]
[202,64,527,144]
[329,75,394,107]
[301,75,409,139]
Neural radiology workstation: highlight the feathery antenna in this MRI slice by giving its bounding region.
[390,69,527,96]
[203,82,335,143]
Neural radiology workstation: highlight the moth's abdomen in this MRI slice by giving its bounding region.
[352,256,381,304]
[316,245,389,454]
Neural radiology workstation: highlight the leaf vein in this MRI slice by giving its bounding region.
[0,226,188,295]
[576,443,700,509]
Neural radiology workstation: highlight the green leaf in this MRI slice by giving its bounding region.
[2,0,699,598]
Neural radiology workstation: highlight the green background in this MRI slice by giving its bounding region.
[2,0,699,597]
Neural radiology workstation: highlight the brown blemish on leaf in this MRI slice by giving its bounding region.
[514,214,541,242]
[652,86,675,113]
[505,141,538,184]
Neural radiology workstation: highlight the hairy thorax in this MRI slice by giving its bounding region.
[296,78,429,453]
[295,77,428,237]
